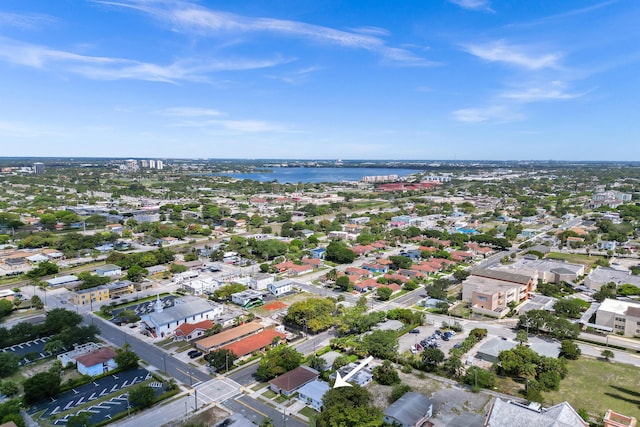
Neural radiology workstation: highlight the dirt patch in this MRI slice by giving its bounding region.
[368,367,444,409]
[264,301,287,311]
[161,406,229,427]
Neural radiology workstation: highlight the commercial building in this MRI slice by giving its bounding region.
[141,296,223,338]
[462,269,535,318]
[33,162,45,174]
[383,392,433,427]
[71,286,110,306]
[595,298,640,337]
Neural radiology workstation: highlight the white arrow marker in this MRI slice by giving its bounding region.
[64,401,74,410]
[333,356,374,388]
[88,393,97,401]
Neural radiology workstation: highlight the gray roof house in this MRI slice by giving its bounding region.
[297,379,330,412]
[484,398,587,427]
[330,362,373,387]
[383,392,433,427]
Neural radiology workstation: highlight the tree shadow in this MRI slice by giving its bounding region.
[603,392,640,409]
[609,385,640,399]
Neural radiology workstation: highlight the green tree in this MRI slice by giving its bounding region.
[443,356,463,378]
[0,353,19,378]
[205,349,238,373]
[126,265,148,282]
[317,385,383,427]
[601,349,614,362]
[372,360,400,385]
[306,354,327,372]
[325,241,356,264]
[44,339,65,355]
[67,412,92,427]
[362,330,398,360]
[559,340,581,360]
[463,367,496,390]
[336,275,353,292]
[389,383,412,403]
[422,348,445,371]
[30,294,44,309]
[516,330,528,346]
[115,344,139,369]
[0,300,13,318]
[256,345,304,381]
[377,287,392,301]
[128,384,155,408]
[389,255,413,270]
[23,371,61,404]
[0,381,18,397]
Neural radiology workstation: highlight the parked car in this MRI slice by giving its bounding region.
[409,329,420,334]
[187,350,200,357]
[189,351,203,359]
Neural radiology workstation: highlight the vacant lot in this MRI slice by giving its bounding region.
[546,252,606,267]
[544,357,640,419]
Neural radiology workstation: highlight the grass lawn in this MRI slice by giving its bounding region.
[544,357,640,419]
[299,406,317,418]
[262,389,277,399]
[546,252,606,267]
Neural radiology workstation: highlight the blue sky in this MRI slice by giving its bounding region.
[1,0,638,160]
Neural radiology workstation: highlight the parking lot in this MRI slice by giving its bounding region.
[1,337,57,364]
[111,296,177,323]
[29,368,152,420]
[398,323,469,356]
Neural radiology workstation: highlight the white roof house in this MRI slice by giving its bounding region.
[141,296,223,338]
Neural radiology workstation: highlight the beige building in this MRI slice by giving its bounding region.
[72,286,110,306]
[462,269,535,318]
[595,299,640,337]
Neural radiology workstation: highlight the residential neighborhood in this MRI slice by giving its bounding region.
[0,158,639,427]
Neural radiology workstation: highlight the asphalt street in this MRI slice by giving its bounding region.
[84,314,211,385]
[223,395,306,427]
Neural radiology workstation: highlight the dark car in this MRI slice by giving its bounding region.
[442,335,449,341]
[189,351,203,359]
[435,330,442,336]
[187,350,200,357]
[409,329,420,334]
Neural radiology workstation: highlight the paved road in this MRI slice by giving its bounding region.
[223,395,306,427]
[85,314,210,385]
[227,362,260,387]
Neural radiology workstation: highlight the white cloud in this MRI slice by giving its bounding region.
[449,0,493,12]
[0,12,56,30]
[500,82,586,102]
[266,66,321,85]
[98,0,434,66]
[0,36,287,82]
[157,107,224,117]
[452,105,523,123]
[463,40,561,70]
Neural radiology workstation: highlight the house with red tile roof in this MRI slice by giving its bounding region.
[274,260,297,272]
[174,320,214,341]
[287,264,314,276]
[410,263,437,274]
[301,258,323,268]
[373,282,402,293]
[221,328,285,359]
[376,258,393,266]
[345,267,372,278]
[419,246,437,253]
[350,245,375,256]
[384,273,410,284]
[354,278,379,292]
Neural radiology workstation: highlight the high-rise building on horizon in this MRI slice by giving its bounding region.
[33,162,45,174]
[149,160,156,169]
[156,160,164,170]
